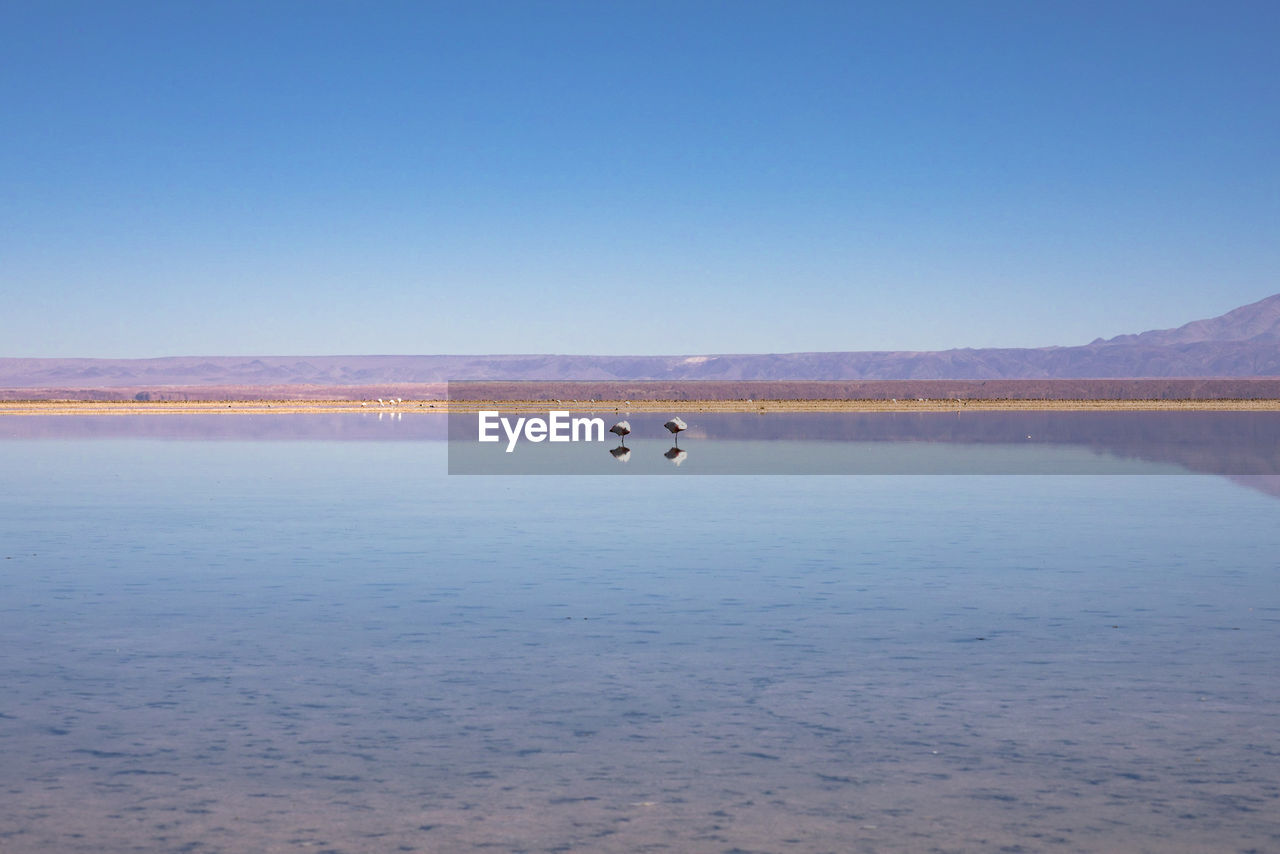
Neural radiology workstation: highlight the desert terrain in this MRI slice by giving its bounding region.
[3,397,1280,416]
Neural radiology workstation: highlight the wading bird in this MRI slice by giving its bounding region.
[609,420,631,444]
[663,416,687,446]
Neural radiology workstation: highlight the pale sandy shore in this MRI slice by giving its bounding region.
[2,398,1280,416]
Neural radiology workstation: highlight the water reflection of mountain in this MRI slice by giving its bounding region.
[3,412,1276,478]
[0,414,449,442]
[698,412,1280,476]
[1229,476,1280,499]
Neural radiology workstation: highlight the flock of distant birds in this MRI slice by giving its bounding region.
[364,398,407,421]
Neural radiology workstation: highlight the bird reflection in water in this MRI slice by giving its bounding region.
[664,446,688,466]
[609,420,632,462]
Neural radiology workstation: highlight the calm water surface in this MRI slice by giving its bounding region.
[1,414,1278,853]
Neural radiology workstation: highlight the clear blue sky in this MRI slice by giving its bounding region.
[2,1,1276,357]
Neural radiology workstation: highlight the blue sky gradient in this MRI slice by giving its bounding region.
[3,1,1277,356]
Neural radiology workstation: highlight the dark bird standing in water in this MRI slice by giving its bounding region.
[664,416,687,446]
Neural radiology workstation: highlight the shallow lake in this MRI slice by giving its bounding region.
[1,413,1278,852]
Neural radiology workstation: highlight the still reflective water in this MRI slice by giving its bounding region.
[1,414,1278,852]
[449,410,1280,475]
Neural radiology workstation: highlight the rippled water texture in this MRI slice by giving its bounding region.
[1,414,1278,852]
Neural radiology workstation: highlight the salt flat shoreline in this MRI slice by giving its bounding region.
[3,398,1280,416]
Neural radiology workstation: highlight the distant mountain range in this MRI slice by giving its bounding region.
[3,293,1278,391]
